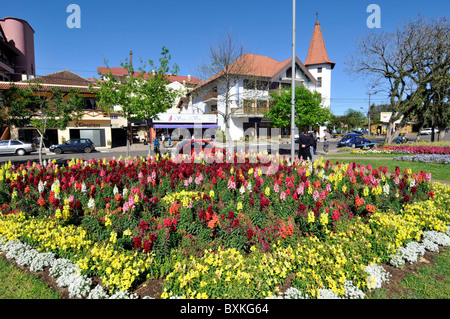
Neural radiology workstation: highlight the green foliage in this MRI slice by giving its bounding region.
[265,85,331,129]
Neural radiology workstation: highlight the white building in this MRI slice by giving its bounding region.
[189,18,335,141]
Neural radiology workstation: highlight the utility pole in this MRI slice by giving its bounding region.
[290,0,296,162]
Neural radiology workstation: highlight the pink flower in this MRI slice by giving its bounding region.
[313,190,320,201]
[280,191,286,201]
[274,183,279,193]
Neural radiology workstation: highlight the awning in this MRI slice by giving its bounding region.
[153,124,218,129]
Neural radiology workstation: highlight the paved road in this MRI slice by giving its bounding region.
[0,132,447,166]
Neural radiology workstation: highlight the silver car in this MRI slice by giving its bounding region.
[0,140,36,156]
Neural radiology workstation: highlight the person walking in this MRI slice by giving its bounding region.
[297,132,312,161]
[323,129,331,154]
[309,133,316,161]
[153,136,161,157]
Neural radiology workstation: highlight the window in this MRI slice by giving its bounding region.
[243,80,254,90]
[111,115,119,120]
[0,141,8,146]
[317,67,322,73]
[84,98,97,110]
[10,141,22,145]
[317,77,322,88]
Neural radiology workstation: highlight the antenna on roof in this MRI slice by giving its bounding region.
[316,11,319,24]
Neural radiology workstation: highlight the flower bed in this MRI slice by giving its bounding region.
[0,155,449,299]
[393,154,450,165]
[378,145,450,155]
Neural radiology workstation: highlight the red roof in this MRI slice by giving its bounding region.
[304,20,335,69]
[192,53,317,92]
[0,70,98,93]
[97,67,201,85]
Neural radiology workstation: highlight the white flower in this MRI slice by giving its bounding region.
[87,197,96,210]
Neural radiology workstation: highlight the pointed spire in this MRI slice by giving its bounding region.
[304,16,335,69]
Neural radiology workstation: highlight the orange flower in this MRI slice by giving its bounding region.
[355,195,365,208]
[169,202,179,215]
[365,204,376,213]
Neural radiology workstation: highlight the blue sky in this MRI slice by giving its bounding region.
[2,0,448,115]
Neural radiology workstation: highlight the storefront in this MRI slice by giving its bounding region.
[60,119,112,148]
[152,113,218,140]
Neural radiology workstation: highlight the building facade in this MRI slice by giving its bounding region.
[0,17,35,82]
[0,70,111,148]
[189,18,334,141]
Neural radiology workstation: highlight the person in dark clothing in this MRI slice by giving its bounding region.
[297,133,312,161]
[153,136,161,156]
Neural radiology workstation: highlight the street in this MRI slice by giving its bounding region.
[0,132,448,166]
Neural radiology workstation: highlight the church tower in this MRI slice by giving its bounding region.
[304,14,334,110]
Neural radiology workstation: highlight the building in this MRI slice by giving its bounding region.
[0,17,35,82]
[0,70,110,148]
[189,17,334,141]
[96,66,209,144]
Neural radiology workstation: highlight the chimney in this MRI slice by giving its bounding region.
[188,75,191,82]
[129,51,133,67]
[21,73,28,81]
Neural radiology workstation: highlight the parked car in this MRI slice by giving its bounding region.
[337,133,374,149]
[173,139,225,156]
[0,140,35,156]
[49,138,95,154]
[420,128,439,135]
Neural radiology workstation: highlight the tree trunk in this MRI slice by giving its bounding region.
[38,131,44,166]
[126,121,130,158]
[147,122,152,155]
[438,126,446,141]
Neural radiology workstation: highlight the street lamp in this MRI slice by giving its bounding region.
[290,0,296,161]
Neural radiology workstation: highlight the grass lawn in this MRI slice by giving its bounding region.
[368,248,450,299]
[0,255,61,299]
[323,155,450,181]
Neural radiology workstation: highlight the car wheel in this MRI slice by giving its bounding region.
[351,143,356,149]
[54,148,62,155]
[16,149,26,156]
[84,146,92,153]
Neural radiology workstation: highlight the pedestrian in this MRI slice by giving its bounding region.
[309,133,316,161]
[161,133,165,145]
[153,136,160,156]
[168,136,172,147]
[297,132,312,161]
[323,129,331,154]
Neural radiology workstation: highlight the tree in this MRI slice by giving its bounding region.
[30,85,85,165]
[341,108,366,131]
[95,47,179,156]
[196,30,256,142]
[407,16,450,141]
[0,82,40,129]
[1,81,85,165]
[265,85,331,131]
[345,15,448,143]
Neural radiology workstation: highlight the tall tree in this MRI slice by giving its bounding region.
[265,86,331,131]
[345,15,448,143]
[30,85,85,165]
[1,81,85,165]
[196,30,256,142]
[95,47,179,156]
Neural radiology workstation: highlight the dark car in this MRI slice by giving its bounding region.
[174,139,225,156]
[49,138,96,154]
[337,133,373,149]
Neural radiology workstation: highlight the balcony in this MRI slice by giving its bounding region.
[202,92,218,103]
[231,106,269,118]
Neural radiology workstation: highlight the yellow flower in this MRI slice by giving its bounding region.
[308,211,315,223]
